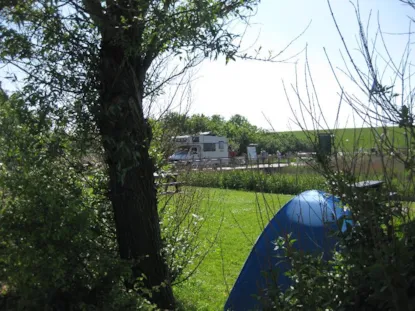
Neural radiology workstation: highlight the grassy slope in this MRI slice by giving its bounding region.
[174,188,292,311]
[279,126,407,151]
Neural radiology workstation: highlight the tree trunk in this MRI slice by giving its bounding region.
[96,36,175,309]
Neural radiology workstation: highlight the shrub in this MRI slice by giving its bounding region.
[182,170,327,195]
[159,188,216,285]
[266,174,415,311]
[0,96,154,310]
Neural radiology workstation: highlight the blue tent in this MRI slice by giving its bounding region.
[224,190,350,311]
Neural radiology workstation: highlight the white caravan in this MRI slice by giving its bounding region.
[168,132,229,166]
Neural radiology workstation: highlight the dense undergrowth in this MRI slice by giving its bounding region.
[182,170,327,195]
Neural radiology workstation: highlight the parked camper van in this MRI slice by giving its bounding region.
[168,132,229,167]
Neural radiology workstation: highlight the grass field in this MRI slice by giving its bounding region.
[278,126,407,152]
[172,188,292,311]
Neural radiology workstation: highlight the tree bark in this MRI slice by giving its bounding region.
[96,35,175,310]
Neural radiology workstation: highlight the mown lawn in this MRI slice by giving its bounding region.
[172,188,292,311]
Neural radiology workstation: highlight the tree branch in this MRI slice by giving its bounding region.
[81,0,106,31]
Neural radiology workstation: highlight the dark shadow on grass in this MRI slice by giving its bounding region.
[175,298,200,311]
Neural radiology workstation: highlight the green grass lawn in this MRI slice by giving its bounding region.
[172,188,292,311]
[278,126,407,152]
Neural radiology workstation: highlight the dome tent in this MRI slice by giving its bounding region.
[224,190,350,311]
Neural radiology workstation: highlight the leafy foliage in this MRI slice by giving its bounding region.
[159,112,313,155]
[0,89,217,310]
[0,94,154,310]
[159,188,217,285]
[182,170,327,195]
[258,1,415,308]
[0,0,264,307]
[266,174,415,311]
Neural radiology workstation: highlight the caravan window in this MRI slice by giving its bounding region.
[203,143,216,152]
[218,141,225,150]
[173,149,189,156]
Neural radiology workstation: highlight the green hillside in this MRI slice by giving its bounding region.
[277,126,408,152]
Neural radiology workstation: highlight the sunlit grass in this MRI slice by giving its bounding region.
[282,126,407,152]
[173,188,292,311]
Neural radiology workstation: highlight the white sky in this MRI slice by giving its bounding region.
[182,0,414,131]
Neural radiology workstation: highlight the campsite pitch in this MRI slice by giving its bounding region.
[173,188,292,311]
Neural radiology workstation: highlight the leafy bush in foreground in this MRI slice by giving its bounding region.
[266,173,415,311]
[0,95,154,310]
[0,94,213,310]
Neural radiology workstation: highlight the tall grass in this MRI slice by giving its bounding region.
[182,170,327,195]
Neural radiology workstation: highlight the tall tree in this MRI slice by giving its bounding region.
[0,0,261,308]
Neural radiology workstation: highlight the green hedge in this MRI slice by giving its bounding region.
[182,170,327,195]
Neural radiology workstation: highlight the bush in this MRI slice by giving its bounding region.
[159,188,215,285]
[0,95,217,310]
[266,174,415,311]
[0,96,154,310]
[182,170,327,195]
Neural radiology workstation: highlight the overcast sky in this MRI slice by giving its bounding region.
[180,0,414,131]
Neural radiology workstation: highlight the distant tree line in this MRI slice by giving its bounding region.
[158,112,314,156]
